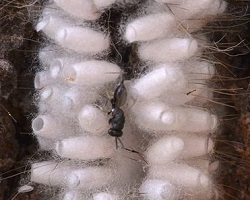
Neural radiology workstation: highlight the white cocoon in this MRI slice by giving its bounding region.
[131,65,187,100]
[146,136,184,164]
[159,0,218,20]
[62,89,79,110]
[36,136,55,150]
[146,135,213,164]
[154,0,178,3]
[31,161,69,187]
[67,167,113,190]
[63,87,98,110]
[138,38,198,62]
[55,27,110,53]
[18,185,34,193]
[93,0,116,8]
[40,86,64,104]
[38,47,58,68]
[139,179,177,200]
[178,134,214,158]
[134,102,218,133]
[40,87,54,101]
[208,161,220,172]
[34,71,53,89]
[159,80,211,105]
[93,192,119,200]
[125,13,175,42]
[148,163,212,190]
[32,115,70,139]
[189,61,215,80]
[63,191,82,200]
[40,86,98,113]
[54,0,100,20]
[55,136,115,160]
[51,60,121,85]
[204,0,227,16]
[158,88,203,105]
[36,15,68,40]
[78,104,109,134]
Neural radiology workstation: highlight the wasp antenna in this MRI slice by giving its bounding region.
[116,137,125,149]
[123,147,148,164]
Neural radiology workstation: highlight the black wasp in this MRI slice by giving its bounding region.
[108,79,127,149]
[108,80,147,163]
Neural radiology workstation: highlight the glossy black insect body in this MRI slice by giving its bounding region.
[108,108,125,137]
[108,80,127,148]
[111,80,127,109]
[108,81,147,163]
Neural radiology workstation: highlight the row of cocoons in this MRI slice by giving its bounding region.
[31,0,226,199]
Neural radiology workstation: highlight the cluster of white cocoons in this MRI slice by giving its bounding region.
[31,0,227,199]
